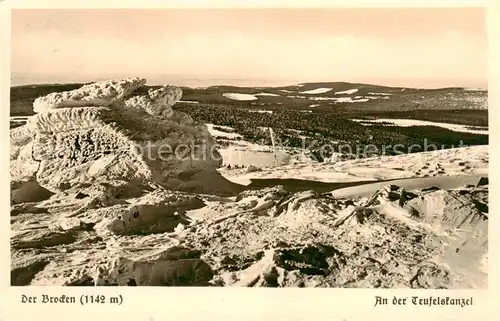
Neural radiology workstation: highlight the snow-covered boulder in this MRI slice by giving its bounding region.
[12,78,240,196]
[32,77,147,113]
[124,85,182,117]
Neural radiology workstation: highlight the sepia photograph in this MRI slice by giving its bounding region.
[9,7,489,289]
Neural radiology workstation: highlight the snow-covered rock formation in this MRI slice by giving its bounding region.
[11,78,241,196]
[32,77,147,113]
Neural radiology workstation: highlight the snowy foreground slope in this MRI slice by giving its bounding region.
[10,79,488,288]
[219,145,488,185]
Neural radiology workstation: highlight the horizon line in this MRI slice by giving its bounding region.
[10,73,488,90]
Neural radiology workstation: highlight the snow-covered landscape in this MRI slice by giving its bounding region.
[10,78,489,289]
[8,7,490,293]
[351,118,488,135]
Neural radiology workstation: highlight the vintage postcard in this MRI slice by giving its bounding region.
[1,0,498,320]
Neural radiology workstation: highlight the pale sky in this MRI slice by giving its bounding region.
[11,8,487,88]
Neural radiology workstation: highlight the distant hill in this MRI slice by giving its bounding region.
[10,81,487,116]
